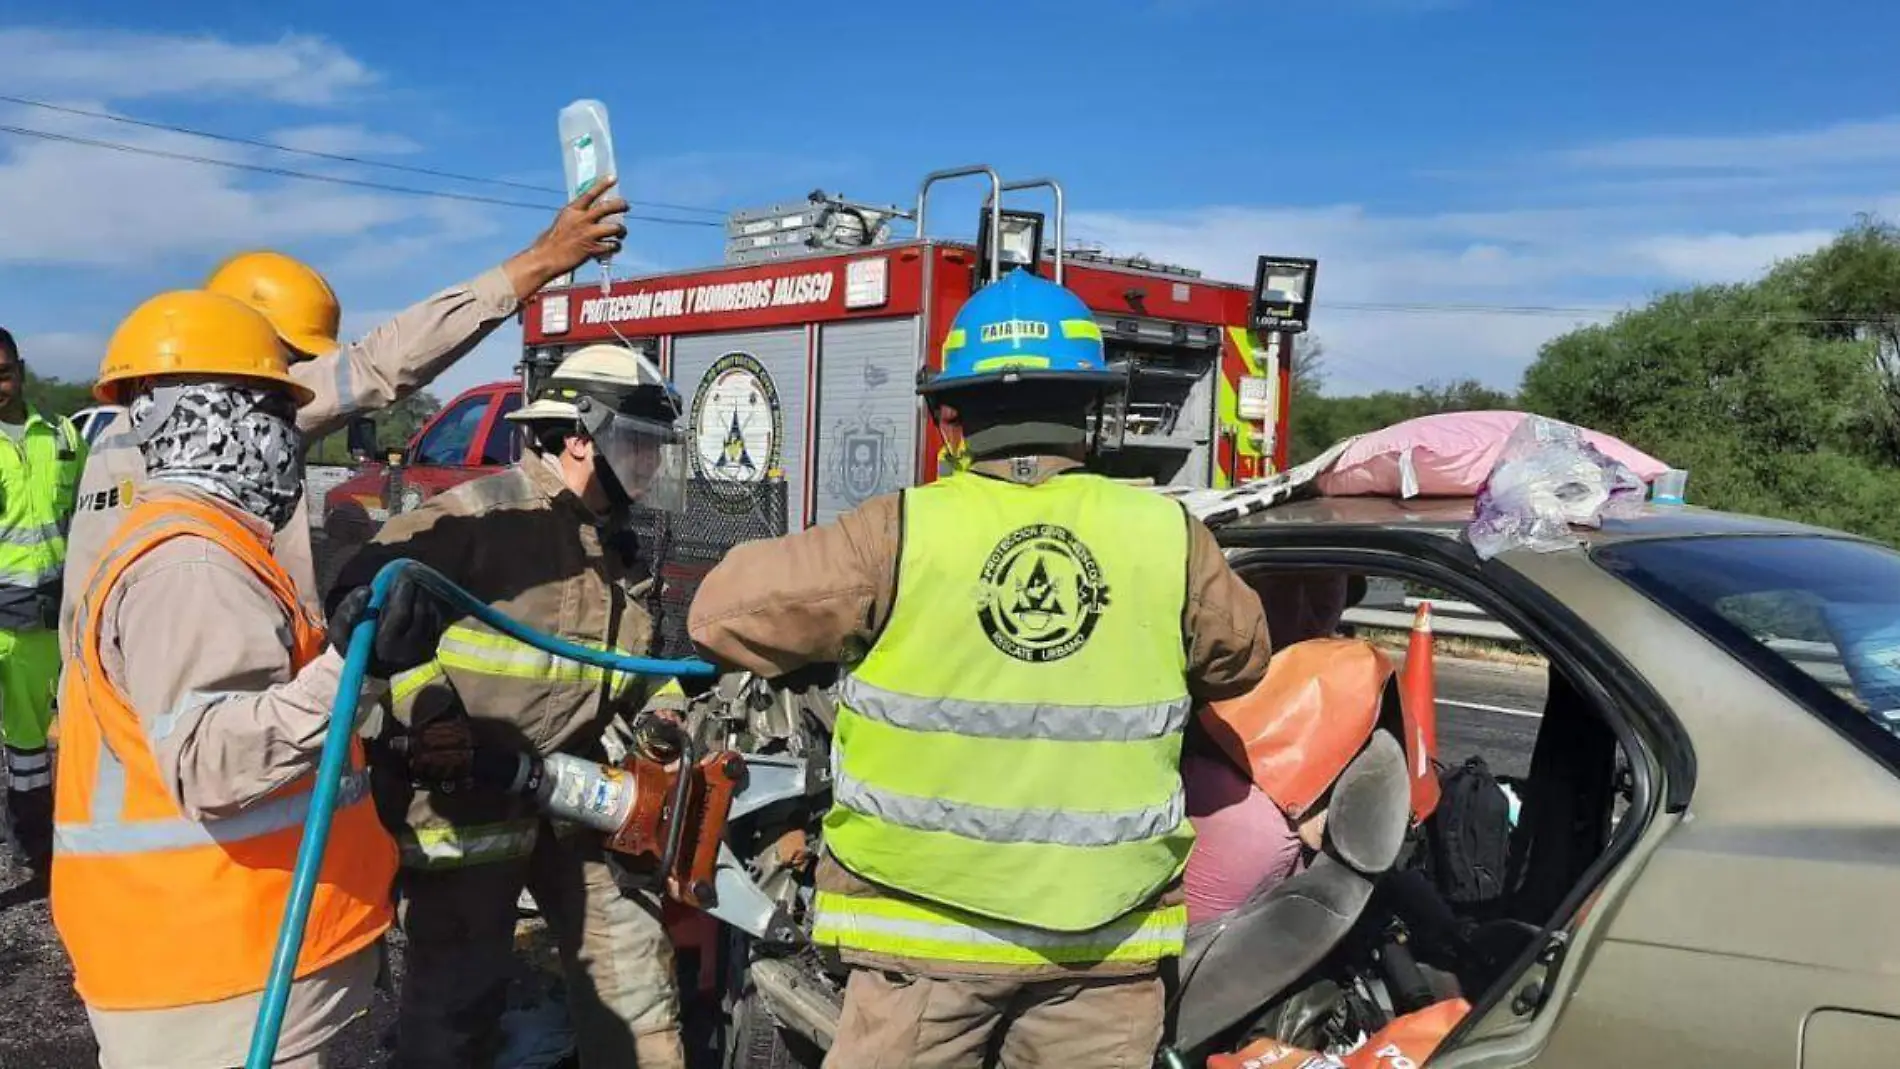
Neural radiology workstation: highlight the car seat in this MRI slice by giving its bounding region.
[1171,727,1414,1052]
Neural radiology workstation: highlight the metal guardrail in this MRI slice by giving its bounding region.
[1342,585,1521,643]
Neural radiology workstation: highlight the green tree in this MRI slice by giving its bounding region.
[376,390,442,450]
[1765,215,1900,462]
[306,390,444,465]
[24,369,97,418]
[1521,254,1900,543]
[1292,334,1327,398]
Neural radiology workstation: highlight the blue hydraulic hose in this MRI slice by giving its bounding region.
[245,558,717,1068]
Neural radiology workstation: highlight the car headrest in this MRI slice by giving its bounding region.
[1249,570,1356,648]
[1324,730,1411,876]
[1345,573,1369,609]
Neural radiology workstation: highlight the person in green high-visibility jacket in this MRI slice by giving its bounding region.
[687,269,1272,1069]
[0,327,85,892]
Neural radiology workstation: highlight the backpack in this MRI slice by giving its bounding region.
[1414,756,1514,908]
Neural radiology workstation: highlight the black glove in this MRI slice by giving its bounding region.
[327,571,452,678]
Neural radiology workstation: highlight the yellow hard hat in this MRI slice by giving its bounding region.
[96,290,317,406]
[205,250,342,358]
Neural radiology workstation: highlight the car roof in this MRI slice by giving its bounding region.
[1212,494,1854,547]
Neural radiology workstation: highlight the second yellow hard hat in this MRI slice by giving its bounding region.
[205,250,342,358]
[96,290,316,406]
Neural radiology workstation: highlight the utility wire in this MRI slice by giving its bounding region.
[5,101,1893,326]
[0,122,724,226]
[1329,300,1619,317]
[1326,301,1900,326]
[0,93,728,217]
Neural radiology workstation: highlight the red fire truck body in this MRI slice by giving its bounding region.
[520,239,1291,530]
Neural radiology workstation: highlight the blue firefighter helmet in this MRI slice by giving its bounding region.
[919,269,1118,397]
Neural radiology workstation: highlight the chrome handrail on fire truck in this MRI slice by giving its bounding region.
[914,165,1004,283]
[986,177,1067,285]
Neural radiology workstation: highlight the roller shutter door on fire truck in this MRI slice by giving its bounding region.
[673,329,809,528]
[814,318,918,526]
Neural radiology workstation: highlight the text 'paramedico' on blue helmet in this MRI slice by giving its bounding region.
[918,269,1121,398]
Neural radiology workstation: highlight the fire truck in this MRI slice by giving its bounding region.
[524,166,1305,527]
[324,166,1313,566]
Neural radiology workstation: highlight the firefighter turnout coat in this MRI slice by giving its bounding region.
[337,455,666,869]
[688,456,1272,979]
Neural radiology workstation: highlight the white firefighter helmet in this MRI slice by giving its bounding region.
[508,343,675,424]
[510,343,687,511]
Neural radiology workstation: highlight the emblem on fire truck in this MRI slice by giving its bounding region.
[826,358,902,507]
[690,352,783,484]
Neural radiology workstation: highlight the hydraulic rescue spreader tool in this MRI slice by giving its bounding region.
[491,717,745,911]
[244,558,722,1069]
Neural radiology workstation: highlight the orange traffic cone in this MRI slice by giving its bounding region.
[1399,601,1441,821]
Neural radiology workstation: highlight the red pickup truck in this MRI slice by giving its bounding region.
[321,379,524,546]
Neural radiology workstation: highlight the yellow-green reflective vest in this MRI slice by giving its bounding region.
[824,471,1195,938]
[0,409,83,631]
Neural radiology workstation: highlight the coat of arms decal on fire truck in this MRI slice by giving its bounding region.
[690,352,783,489]
[826,357,902,508]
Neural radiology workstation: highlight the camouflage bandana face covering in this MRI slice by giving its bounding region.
[130,382,305,530]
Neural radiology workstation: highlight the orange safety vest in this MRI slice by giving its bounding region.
[51,497,397,1011]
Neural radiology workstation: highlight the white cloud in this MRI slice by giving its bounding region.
[318,199,509,279]
[0,29,374,106]
[14,330,106,383]
[1071,199,1850,392]
[1072,203,1629,391]
[0,102,418,267]
[1631,230,1838,284]
[1313,308,1609,397]
[269,124,420,157]
[0,31,503,274]
[616,150,859,214]
[0,25,546,403]
[1066,107,1900,395]
[1560,117,1900,173]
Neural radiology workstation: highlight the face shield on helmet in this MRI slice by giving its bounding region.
[574,392,688,513]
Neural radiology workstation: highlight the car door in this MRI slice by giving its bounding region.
[1486,538,1900,1069]
[475,390,523,468]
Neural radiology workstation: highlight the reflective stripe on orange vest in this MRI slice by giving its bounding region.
[51,496,397,1011]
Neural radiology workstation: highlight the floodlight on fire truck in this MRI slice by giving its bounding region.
[1251,255,1319,334]
[974,208,1045,287]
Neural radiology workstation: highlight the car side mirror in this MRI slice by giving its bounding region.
[345,416,377,462]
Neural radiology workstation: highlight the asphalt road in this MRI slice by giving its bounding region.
[0,653,1551,1068]
[1423,654,1548,780]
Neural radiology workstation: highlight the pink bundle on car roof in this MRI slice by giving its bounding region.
[1317,410,1669,499]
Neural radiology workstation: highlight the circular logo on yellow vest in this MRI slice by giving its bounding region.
[976,524,1112,663]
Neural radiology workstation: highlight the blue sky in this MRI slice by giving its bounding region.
[4,0,1899,400]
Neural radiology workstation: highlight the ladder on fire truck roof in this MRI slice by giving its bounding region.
[913,165,1069,285]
